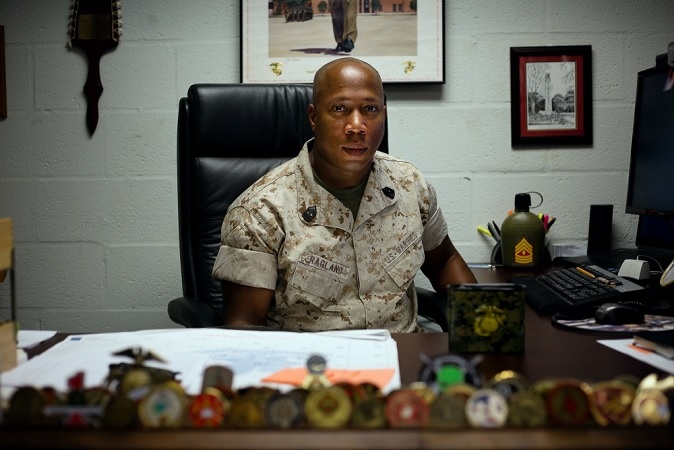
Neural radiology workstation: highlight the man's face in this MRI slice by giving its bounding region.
[308,61,386,189]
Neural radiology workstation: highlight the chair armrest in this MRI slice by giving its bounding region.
[168,297,223,328]
[416,287,449,332]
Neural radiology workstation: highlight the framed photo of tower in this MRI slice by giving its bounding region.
[241,1,445,84]
[510,45,593,147]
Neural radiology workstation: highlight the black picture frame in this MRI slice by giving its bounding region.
[510,45,593,147]
[240,1,445,84]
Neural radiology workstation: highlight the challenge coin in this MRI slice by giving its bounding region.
[384,389,430,428]
[264,392,305,429]
[465,389,508,428]
[428,391,468,428]
[187,391,227,428]
[138,380,187,428]
[305,385,352,429]
[589,380,635,426]
[507,390,547,427]
[350,397,387,429]
[632,389,671,426]
[545,380,592,426]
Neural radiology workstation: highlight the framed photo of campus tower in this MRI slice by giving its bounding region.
[240,1,445,84]
[510,45,593,147]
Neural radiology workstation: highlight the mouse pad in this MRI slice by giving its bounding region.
[552,310,674,334]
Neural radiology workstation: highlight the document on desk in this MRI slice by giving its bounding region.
[598,338,674,374]
[0,328,401,396]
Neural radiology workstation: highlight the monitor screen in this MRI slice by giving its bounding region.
[625,65,674,216]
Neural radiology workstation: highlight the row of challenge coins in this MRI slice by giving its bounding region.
[3,352,673,429]
[417,352,672,428]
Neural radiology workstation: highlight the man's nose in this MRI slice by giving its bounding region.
[345,111,366,134]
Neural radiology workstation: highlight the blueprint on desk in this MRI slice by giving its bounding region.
[0,328,401,398]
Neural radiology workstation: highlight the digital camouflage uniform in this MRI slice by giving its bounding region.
[212,140,448,332]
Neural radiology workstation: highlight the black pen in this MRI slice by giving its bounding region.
[487,221,500,242]
[491,220,501,240]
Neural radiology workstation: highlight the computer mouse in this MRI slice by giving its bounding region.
[595,303,645,325]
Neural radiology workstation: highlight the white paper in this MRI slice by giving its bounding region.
[17,330,57,349]
[1,328,401,398]
[598,338,674,374]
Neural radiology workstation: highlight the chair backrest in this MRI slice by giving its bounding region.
[177,84,389,318]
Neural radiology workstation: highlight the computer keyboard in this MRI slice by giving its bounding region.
[536,265,645,307]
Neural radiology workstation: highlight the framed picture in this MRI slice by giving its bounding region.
[240,1,445,84]
[510,45,593,147]
[1,26,6,119]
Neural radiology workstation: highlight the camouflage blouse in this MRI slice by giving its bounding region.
[212,140,448,332]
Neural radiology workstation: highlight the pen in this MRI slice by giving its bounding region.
[490,220,501,240]
[477,225,493,238]
[547,216,556,228]
[487,221,500,242]
[576,266,595,278]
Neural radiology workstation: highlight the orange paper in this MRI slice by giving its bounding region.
[262,368,395,390]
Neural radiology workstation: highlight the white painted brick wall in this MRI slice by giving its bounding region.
[0,0,672,332]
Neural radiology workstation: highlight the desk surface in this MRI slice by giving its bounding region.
[2,267,673,449]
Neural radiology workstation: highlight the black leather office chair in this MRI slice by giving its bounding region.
[167,84,448,331]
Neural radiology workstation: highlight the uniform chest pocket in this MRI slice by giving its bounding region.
[289,252,350,307]
[381,231,425,290]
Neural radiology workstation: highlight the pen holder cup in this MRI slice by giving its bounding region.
[490,241,502,265]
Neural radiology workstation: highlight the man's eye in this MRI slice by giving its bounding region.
[332,105,346,112]
[364,106,378,113]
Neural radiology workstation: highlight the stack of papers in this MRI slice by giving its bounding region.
[1,328,401,398]
[633,330,674,359]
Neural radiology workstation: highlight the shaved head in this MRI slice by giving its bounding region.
[313,57,384,105]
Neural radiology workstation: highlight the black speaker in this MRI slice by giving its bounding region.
[587,204,613,255]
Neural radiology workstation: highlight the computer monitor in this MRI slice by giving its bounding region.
[625,63,674,216]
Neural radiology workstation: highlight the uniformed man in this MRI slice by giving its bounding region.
[212,57,476,332]
[329,0,357,52]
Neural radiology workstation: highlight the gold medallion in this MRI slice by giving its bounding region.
[102,395,138,429]
[485,370,529,401]
[428,392,468,428]
[350,397,387,429]
[228,388,274,428]
[304,385,352,429]
[632,388,671,426]
[507,390,547,427]
[589,380,635,426]
[443,382,477,400]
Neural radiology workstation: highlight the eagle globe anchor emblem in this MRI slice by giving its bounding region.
[473,305,506,336]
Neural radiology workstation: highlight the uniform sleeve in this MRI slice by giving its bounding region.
[421,182,448,251]
[211,205,279,290]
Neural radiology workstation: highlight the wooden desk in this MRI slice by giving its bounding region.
[1,268,673,449]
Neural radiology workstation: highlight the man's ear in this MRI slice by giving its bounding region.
[307,103,316,130]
